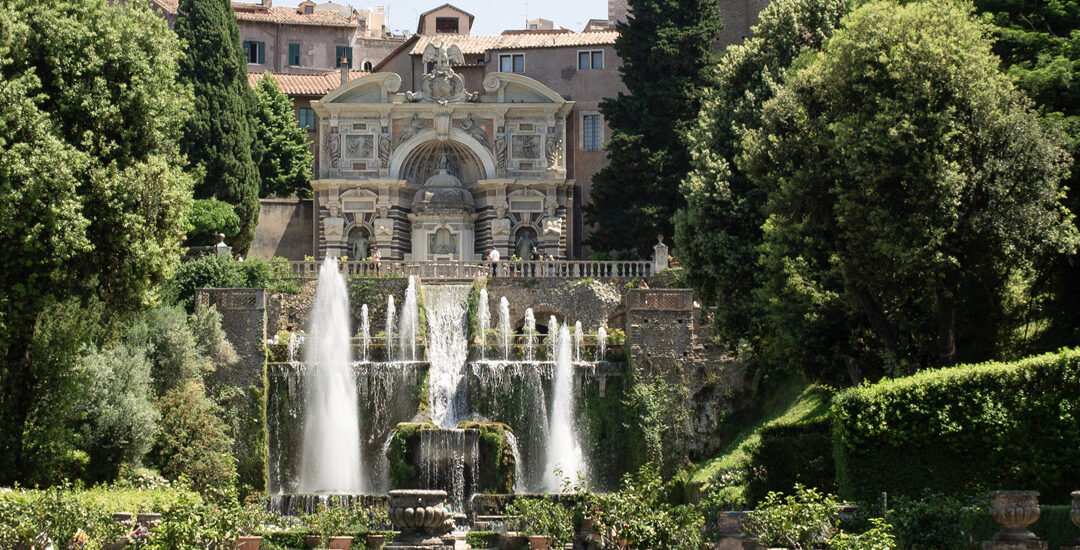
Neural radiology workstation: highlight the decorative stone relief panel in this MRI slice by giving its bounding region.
[344,134,375,160]
[511,135,541,160]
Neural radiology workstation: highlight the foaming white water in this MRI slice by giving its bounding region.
[547,315,558,360]
[477,288,490,360]
[425,284,471,428]
[597,326,606,361]
[574,321,583,362]
[505,431,527,494]
[542,323,586,491]
[298,257,365,493]
[359,304,370,362]
[498,297,511,360]
[385,295,396,360]
[523,308,536,361]
[399,276,419,361]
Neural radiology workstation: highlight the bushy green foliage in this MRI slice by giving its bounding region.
[170,255,294,309]
[184,198,241,246]
[573,465,705,550]
[252,74,314,199]
[832,348,1080,503]
[744,413,835,506]
[176,0,261,254]
[150,381,237,493]
[465,530,496,548]
[675,0,845,345]
[746,485,895,550]
[584,0,722,255]
[506,496,574,546]
[743,0,1076,378]
[189,303,240,367]
[0,0,191,484]
[622,374,689,475]
[886,493,983,550]
[0,483,127,550]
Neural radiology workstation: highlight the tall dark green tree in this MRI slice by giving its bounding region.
[584,0,722,256]
[0,0,191,483]
[252,74,314,199]
[176,0,261,253]
[674,0,846,345]
[743,0,1076,378]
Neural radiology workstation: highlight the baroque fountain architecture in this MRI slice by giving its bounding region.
[312,43,574,260]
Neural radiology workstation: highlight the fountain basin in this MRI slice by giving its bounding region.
[387,490,455,549]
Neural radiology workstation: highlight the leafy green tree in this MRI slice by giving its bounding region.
[176,0,262,253]
[0,0,191,484]
[674,0,846,345]
[150,380,237,493]
[584,0,722,256]
[743,0,1076,376]
[252,74,314,199]
[184,198,241,246]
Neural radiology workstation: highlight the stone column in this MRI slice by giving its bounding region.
[983,490,1046,550]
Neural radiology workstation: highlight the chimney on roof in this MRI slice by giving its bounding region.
[341,60,349,86]
[261,0,271,6]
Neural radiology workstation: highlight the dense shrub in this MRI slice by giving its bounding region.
[0,484,127,549]
[150,381,237,492]
[184,198,241,246]
[745,416,835,505]
[170,255,245,309]
[126,306,214,395]
[886,493,983,550]
[745,485,894,550]
[832,349,1080,502]
[506,496,574,546]
[465,530,496,548]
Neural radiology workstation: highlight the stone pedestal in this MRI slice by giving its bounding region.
[982,491,1047,550]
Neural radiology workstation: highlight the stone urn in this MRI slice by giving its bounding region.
[984,490,1046,550]
[328,536,353,550]
[366,533,387,549]
[527,535,551,550]
[386,489,455,547]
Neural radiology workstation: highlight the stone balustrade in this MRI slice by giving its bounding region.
[283,259,655,280]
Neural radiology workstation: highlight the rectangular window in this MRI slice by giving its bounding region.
[583,114,603,151]
[335,45,353,68]
[288,42,301,66]
[578,50,603,70]
[435,17,459,33]
[243,40,265,64]
[499,53,524,73]
[297,108,315,130]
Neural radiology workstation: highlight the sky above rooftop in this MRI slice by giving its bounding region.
[272,0,609,35]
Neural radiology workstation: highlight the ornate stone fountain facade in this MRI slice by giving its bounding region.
[311,43,574,261]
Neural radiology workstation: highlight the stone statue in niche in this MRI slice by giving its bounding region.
[406,42,479,104]
[546,126,563,168]
[543,216,563,237]
[327,132,341,167]
[374,218,394,238]
[494,199,508,219]
[324,203,344,239]
[397,114,428,145]
[460,114,488,146]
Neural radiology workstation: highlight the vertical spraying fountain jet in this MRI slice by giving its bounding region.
[385,295,396,361]
[574,321,583,363]
[399,276,419,361]
[543,322,586,491]
[360,304,370,362]
[298,257,365,493]
[524,308,536,362]
[498,297,511,360]
[477,288,490,361]
[548,315,558,361]
[597,326,607,362]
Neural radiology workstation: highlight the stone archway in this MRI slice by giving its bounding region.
[389,129,496,181]
[397,139,487,185]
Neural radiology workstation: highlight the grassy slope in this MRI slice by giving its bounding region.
[684,379,831,507]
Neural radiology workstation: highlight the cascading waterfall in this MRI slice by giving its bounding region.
[548,315,558,361]
[597,326,606,362]
[287,332,300,365]
[498,297,511,360]
[542,323,586,491]
[478,288,490,361]
[297,257,365,493]
[399,276,419,361]
[505,431,527,494]
[385,295,396,361]
[424,284,471,428]
[523,308,536,362]
[419,429,479,512]
[359,304,370,362]
[574,321,583,362]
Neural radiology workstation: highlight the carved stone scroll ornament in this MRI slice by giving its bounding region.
[326,131,341,168]
[378,129,391,168]
[494,134,507,170]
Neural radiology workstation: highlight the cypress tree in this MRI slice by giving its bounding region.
[252,74,314,199]
[584,0,722,256]
[176,0,261,253]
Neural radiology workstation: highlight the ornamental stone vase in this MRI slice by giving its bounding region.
[1070,491,1080,546]
[366,533,387,549]
[236,535,263,550]
[386,490,455,549]
[983,491,1046,550]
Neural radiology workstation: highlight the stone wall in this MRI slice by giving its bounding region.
[249,198,315,261]
[195,288,269,492]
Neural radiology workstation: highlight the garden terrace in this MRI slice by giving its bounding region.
[282,259,659,280]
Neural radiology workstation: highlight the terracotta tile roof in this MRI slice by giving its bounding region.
[407,32,619,56]
[248,70,368,96]
[232,3,359,27]
[149,0,358,27]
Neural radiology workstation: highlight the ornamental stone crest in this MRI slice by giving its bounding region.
[406,42,479,104]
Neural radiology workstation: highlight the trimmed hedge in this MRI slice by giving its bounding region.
[745,417,836,505]
[832,349,1080,503]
